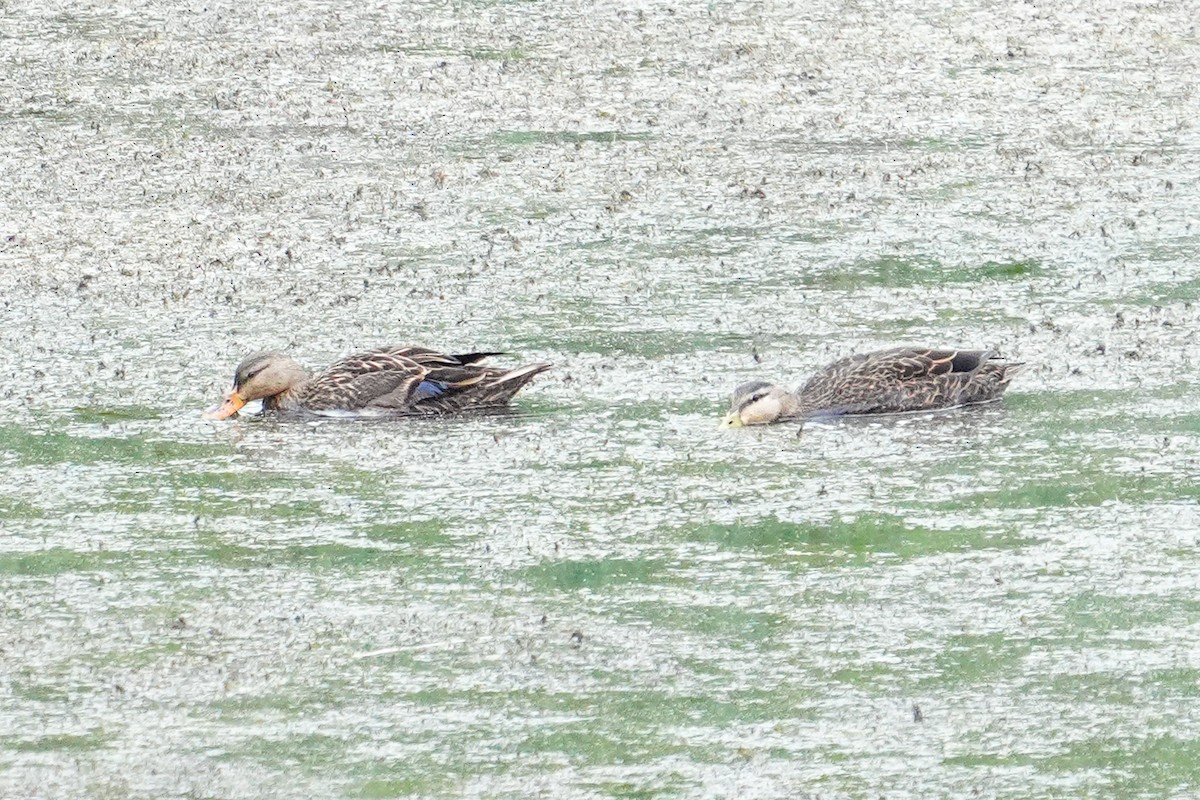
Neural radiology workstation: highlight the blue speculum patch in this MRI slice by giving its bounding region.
[412,380,448,401]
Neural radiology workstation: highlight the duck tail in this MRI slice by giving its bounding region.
[479,362,553,404]
[998,359,1025,382]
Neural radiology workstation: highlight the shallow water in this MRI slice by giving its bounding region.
[3,0,1200,797]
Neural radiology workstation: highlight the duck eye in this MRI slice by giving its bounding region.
[238,366,265,386]
[749,392,766,403]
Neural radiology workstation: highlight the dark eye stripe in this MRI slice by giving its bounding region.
[738,393,765,410]
[236,365,267,387]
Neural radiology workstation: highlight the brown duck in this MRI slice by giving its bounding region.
[721,347,1022,427]
[204,346,550,419]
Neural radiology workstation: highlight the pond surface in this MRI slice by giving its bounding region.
[3,0,1200,797]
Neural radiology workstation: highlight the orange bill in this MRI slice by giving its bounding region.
[203,389,247,420]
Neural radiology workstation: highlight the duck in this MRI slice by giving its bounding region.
[204,345,551,419]
[721,347,1022,427]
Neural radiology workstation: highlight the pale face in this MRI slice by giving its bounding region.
[720,381,788,427]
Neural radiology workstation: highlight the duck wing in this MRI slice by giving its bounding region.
[798,347,1011,416]
[298,348,429,411]
[403,358,552,414]
[299,346,549,413]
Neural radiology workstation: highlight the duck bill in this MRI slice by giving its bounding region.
[720,411,745,429]
[203,389,247,420]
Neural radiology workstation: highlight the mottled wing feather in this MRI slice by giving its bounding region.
[407,362,552,413]
[297,346,548,414]
[384,346,498,366]
[796,347,1014,417]
[300,350,429,410]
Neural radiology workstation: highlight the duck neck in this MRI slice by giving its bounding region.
[782,392,811,420]
[263,378,311,412]
[777,393,806,419]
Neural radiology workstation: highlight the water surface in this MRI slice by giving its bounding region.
[3,0,1200,797]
